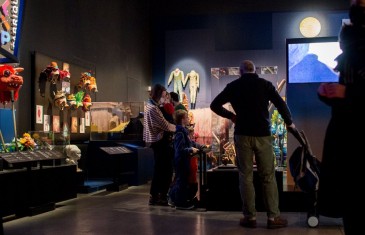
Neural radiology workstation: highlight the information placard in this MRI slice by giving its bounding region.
[0,149,65,164]
[100,146,132,155]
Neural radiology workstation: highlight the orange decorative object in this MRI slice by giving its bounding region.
[78,72,89,88]
[82,94,92,112]
[78,72,98,92]
[182,92,189,111]
[188,111,195,126]
[88,76,98,92]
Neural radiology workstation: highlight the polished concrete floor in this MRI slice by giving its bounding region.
[3,183,344,235]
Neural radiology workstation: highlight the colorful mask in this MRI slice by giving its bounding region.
[77,72,90,88]
[74,91,85,108]
[38,62,71,97]
[82,94,92,112]
[88,76,98,92]
[53,90,69,110]
[46,62,70,83]
[78,72,98,92]
[0,65,24,104]
[67,94,77,109]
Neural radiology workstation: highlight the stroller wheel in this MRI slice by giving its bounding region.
[307,215,319,228]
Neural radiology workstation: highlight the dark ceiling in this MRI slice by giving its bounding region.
[151,0,350,16]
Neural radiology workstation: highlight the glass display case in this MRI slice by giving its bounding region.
[189,106,288,170]
[28,131,55,150]
[89,102,144,141]
[28,130,71,152]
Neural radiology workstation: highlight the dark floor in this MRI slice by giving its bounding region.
[2,183,344,235]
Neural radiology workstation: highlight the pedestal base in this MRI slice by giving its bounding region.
[106,183,128,192]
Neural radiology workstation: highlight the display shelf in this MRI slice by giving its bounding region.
[205,167,312,212]
[0,164,77,218]
[206,167,284,211]
[99,146,134,192]
[0,149,65,164]
[86,141,153,190]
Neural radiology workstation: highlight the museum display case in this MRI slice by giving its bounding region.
[89,102,144,142]
[85,101,153,191]
[0,129,77,217]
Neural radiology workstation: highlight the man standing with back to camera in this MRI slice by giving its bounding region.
[210,60,295,229]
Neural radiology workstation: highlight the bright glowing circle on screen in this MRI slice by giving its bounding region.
[300,17,321,38]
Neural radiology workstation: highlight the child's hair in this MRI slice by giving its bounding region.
[174,109,188,125]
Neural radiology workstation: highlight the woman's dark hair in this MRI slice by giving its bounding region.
[350,4,365,26]
[150,84,166,102]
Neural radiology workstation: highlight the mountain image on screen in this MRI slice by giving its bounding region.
[288,40,342,83]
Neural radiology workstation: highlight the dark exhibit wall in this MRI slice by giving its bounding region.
[16,0,151,135]
[286,83,331,162]
[150,0,349,16]
[213,13,273,51]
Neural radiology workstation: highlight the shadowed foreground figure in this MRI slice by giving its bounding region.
[317,1,365,234]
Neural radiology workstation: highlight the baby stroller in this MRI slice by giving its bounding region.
[288,128,321,228]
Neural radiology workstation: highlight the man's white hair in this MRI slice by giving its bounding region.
[239,60,256,74]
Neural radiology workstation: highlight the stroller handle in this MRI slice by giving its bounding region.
[287,127,308,149]
[288,127,314,156]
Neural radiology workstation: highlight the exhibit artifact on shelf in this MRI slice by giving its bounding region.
[167,68,202,110]
[168,68,185,102]
[0,130,76,170]
[271,110,288,167]
[89,101,144,141]
[0,63,75,171]
[86,101,152,190]
[0,64,25,155]
[31,52,97,142]
[183,69,200,109]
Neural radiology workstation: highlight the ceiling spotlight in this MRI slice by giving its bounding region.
[299,17,321,38]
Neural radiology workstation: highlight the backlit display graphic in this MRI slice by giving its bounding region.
[0,0,24,63]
